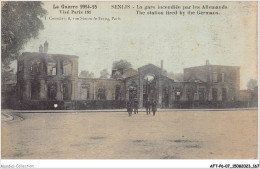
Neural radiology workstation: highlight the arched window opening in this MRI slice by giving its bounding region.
[47,62,57,75]
[115,85,121,100]
[97,88,106,100]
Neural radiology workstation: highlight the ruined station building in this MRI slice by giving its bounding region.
[17,43,242,109]
[17,42,78,101]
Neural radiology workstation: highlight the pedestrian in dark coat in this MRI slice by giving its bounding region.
[145,100,151,115]
[152,100,157,116]
[134,99,139,114]
[126,101,133,116]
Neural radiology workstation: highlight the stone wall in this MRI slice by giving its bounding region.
[77,78,125,101]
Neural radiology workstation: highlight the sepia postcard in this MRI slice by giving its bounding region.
[1,1,259,168]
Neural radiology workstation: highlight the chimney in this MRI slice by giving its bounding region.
[44,41,49,53]
[206,60,210,65]
[39,45,43,53]
[161,60,164,71]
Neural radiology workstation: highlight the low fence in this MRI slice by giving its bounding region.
[69,100,126,110]
[11,100,65,110]
[10,100,126,110]
[2,100,258,110]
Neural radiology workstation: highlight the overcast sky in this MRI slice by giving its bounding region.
[21,1,257,89]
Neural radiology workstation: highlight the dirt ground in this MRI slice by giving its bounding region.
[1,109,258,159]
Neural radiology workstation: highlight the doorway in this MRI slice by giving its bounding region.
[143,74,157,105]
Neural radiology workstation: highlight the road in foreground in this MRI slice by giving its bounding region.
[1,110,258,159]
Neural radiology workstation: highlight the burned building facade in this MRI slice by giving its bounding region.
[17,43,78,101]
[16,44,244,109]
[122,62,209,108]
[77,78,126,101]
[76,60,240,108]
[124,63,175,108]
[184,60,240,102]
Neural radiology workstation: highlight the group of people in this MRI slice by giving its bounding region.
[144,100,157,116]
[126,99,139,116]
[126,99,157,117]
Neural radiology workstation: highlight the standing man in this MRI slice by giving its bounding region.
[134,98,139,114]
[145,100,151,115]
[126,101,133,117]
[152,100,157,116]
